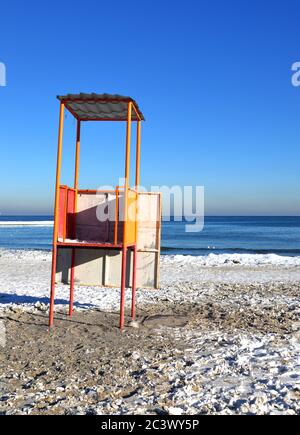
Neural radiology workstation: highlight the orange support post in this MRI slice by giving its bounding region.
[134,120,141,251]
[69,120,81,317]
[135,121,141,188]
[49,103,65,328]
[74,120,81,192]
[114,186,119,245]
[132,120,141,319]
[119,102,132,329]
[123,102,132,247]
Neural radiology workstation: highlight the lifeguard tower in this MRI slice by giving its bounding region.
[49,93,161,329]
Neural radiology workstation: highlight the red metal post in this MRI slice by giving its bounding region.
[49,246,57,327]
[69,248,76,316]
[131,245,137,320]
[120,247,127,329]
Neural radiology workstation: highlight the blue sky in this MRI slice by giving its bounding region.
[0,0,299,215]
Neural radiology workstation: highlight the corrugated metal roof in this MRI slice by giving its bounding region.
[57,93,145,121]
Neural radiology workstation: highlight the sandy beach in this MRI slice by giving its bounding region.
[0,249,299,415]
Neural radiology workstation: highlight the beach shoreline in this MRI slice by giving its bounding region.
[0,249,299,415]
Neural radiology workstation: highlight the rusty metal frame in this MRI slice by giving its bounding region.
[49,96,142,330]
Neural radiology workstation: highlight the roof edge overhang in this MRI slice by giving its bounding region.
[57,93,145,121]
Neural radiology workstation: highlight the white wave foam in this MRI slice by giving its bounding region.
[0,221,53,227]
[162,253,300,268]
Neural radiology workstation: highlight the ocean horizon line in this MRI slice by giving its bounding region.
[1,214,300,218]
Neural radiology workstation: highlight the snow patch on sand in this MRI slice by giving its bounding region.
[162,253,300,268]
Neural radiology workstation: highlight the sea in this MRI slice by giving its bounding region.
[0,216,300,257]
